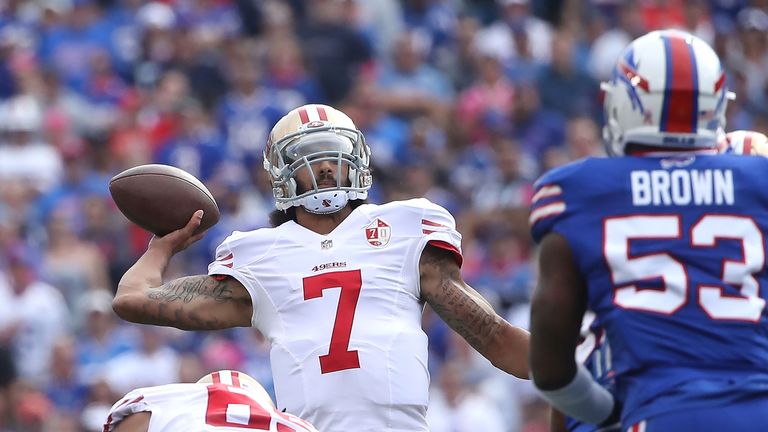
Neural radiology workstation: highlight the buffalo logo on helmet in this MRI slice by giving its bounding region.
[643,110,653,125]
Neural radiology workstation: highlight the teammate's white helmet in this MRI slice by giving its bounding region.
[720,130,768,156]
[264,104,372,214]
[197,370,275,409]
[601,29,735,156]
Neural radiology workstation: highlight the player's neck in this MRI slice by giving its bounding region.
[295,205,354,235]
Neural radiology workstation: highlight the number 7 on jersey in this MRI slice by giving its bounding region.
[303,270,363,374]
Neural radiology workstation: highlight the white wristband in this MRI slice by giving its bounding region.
[535,364,615,424]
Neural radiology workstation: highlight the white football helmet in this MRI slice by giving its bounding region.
[197,370,274,409]
[719,130,768,156]
[263,104,372,214]
[601,29,735,156]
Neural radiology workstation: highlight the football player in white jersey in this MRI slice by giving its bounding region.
[104,369,319,432]
[113,104,530,432]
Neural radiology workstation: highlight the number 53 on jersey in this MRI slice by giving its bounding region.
[604,214,766,322]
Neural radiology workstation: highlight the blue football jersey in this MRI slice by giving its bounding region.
[530,154,768,426]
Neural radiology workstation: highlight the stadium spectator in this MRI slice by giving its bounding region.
[341,79,412,170]
[75,290,138,385]
[216,45,284,164]
[377,30,454,122]
[42,208,111,308]
[536,31,600,119]
[264,36,324,109]
[298,0,373,104]
[427,361,507,432]
[154,101,226,182]
[0,244,70,385]
[103,326,179,396]
[507,83,566,158]
[0,95,61,194]
[475,0,553,64]
[455,45,515,144]
[469,137,533,211]
[45,336,88,415]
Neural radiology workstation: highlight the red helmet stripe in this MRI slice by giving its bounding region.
[211,371,221,384]
[744,134,754,154]
[714,72,725,92]
[317,106,328,121]
[660,35,698,133]
[298,108,310,124]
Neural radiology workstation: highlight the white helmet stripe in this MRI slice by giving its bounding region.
[307,105,323,122]
[218,370,234,385]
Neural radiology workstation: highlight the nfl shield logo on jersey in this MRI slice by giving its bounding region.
[365,218,391,248]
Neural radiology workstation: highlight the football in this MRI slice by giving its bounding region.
[109,164,220,236]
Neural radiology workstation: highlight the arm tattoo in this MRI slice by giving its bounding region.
[139,275,247,330]
[148,276,235,304]
[421,248,501,351]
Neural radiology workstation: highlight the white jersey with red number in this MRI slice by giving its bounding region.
[207,198,463,432]
[103,371,319,432]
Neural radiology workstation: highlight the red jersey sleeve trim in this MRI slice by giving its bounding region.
[428,240,463,268]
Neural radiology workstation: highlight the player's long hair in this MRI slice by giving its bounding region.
[269,199,368,227]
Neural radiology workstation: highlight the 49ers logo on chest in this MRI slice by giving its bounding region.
[365,218,391,248]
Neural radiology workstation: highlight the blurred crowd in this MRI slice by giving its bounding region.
[0,0,767,430]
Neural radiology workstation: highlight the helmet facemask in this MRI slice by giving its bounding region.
[264,125,372,214]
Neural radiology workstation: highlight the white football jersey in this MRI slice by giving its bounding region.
[104,370,318,432]
[208,199,463,432]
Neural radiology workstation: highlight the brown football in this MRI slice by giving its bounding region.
[109,164,220,236]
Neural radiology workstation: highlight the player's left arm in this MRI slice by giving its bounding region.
[530,232,617,425]
[530,232,585,389]
[419,244,530,379]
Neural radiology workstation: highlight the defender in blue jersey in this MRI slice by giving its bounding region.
[529,30,768,432]
[552,313,620,432]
